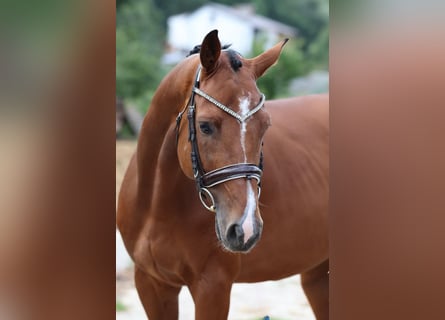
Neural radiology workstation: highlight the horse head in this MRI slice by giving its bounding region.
[177,30,287,253]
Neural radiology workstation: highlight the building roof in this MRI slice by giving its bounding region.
[171,3,297,37]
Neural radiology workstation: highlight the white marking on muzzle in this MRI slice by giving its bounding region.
[241,182,256,244]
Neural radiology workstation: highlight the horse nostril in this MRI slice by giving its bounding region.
[226,223,244,246]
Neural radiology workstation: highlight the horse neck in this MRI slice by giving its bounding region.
[136,57,199,204]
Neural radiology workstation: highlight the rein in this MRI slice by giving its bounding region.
[176,66,265,212]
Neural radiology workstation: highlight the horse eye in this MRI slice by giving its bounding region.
[199,122,213,135]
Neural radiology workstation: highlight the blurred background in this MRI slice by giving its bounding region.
[116,0,328,319]
[116,0,329,138]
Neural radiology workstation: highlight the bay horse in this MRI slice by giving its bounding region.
[117,30,329,319]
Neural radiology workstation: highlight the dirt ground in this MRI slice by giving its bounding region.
[116,140,315,320]
[116,140,137,206]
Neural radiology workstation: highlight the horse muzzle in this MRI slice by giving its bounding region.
[215,196,263,253]
[223,219,263,252]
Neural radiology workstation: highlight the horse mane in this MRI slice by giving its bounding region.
[186,44,243,71]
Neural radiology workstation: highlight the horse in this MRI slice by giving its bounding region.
[117,30,329,319]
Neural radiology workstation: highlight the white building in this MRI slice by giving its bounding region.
[163,3,297,64]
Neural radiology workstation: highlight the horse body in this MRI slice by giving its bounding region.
[117,31,328,320]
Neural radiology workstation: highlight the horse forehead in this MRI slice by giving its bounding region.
[229,92,257,115]
[203,81,256,112]
[223,49,243,72]
[216,51,250,79]
[238,95,251,112]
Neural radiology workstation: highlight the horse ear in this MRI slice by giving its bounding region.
[250,38,289,79]
[200,30,221,72]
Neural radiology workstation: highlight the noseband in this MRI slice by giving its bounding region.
[176,66,265,212]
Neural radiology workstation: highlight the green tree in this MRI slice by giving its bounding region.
[254,0,327,47]
[116,0,166,110]
[152,0,207,23]
[116,0,129,9]
[308,23,329,69]
[253,0,328,68]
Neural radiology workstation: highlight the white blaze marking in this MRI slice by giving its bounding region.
[238,95,256,243]
[241,182,256,243]
[239,96,250,162]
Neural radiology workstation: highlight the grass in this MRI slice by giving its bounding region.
[116,300,127,312]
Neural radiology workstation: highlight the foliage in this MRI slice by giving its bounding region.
[254,0,328,51]
[129,88,160,115]
[116,300,127,311]
[308,23,329,69]
[116,0,166,109]
[152,0,207,21]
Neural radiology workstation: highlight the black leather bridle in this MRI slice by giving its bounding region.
[176,66,265,212]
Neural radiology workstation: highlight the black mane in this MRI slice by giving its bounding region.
[186,44,243,71]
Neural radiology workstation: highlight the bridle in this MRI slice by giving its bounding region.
[175,66,265,212]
